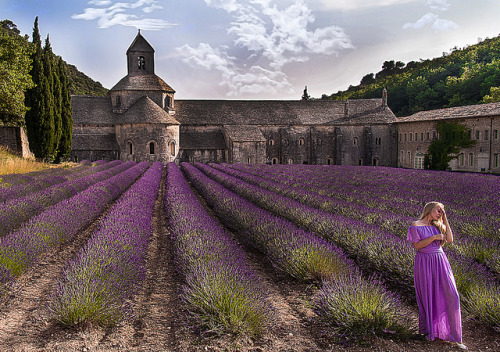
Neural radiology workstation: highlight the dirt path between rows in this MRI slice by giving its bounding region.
[0,203,115,351]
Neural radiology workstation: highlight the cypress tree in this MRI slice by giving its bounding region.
[44,35,62,156]
[24,17,45,158]
[55,56,72,162]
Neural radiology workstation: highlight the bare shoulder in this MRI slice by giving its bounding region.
[411,220,425,227]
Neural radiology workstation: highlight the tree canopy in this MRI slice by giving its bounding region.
[0,20,34,126]
[323,36,500,116]
[424,120,476,171]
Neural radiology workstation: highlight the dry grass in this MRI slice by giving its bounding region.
[0,146,76,176]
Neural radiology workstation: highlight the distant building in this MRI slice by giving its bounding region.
[396,103,500,173]
[66,31,500,173]
[69,31,398,167]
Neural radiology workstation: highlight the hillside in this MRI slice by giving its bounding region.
[322,35,500,117]
[63,61,108,96]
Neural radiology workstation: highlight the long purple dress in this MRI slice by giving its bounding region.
[407,225,462,343]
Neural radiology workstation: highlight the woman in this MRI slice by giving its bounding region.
[407,201,467,350]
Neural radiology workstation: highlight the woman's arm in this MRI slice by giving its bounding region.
[413,232,445,250]
[442,210,454,243]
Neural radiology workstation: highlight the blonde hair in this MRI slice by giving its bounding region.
[420,201,446,245]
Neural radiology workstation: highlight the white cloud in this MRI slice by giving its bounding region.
[426,0,450,11]
[403,12,438,29]
[315,0,417,11]
[178,0,352,96]
[432,17,458,31]
[143,4,163,13]
[403,12,458,32]
[176,43,294,97]
[72,0,174,30]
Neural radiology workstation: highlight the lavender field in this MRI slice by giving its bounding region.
[0,161,498,351]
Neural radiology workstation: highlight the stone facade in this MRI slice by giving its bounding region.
[397,104,500,173]
[0,127,33,158]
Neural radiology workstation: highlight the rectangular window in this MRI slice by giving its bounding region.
[494,154,499,168]
[420,133,424,141]
[485,130,489,140]
[399,133,402,142]
[409,133,413,141]
[404,133,407,142]
[415,133,418,141]
[426,132,430,140]
[459,153,464,166]
[408,151,411,164]
[476,130,480,140]
[400,150,404,163]
[468,130,472,139]
[469,153,474,167]
[494,130,498,140]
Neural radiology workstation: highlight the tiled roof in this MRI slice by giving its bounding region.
[180,129,226,149]
[173,99,396,125]
[397,102,500,122]
[72,134,118,151]
[110,74,175,92]
[224,125,266,142]
[127,32,154,54]
[117,96,180,125]
[71,96,115,125]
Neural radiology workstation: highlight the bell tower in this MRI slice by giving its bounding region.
[126,29,155,76]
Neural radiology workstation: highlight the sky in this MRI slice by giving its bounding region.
[2,0,500,100]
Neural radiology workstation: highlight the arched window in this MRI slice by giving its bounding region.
[287,158,293,164]
[170,141,176,156]
[316,138,322,146]
[247,157,251,164]
[149,141,155,154]
[299,138,305,146]
[272,158,278,164]
[373,157,379,166]
[358,158,364,165]
[127,141,133,155]
[269,139,275,146]
[138,56,145,70]
[353,137,358,146]
[116,95,122,107]
[327,158,333,165]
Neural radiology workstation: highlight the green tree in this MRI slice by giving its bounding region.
[0,20,34,126]
[424,120,476,170]
[482,86,500,103]
[24,17,55,160]
[55,56,72,162]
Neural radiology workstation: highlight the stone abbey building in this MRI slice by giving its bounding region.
[69,32,500,173]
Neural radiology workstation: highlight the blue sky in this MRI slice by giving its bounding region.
[2,0,500,100]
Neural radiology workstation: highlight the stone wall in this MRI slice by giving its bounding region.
[0,127,33,158]
[397,116,500,173]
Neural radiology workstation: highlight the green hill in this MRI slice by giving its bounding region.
[64,61,108,96]
[322,36,500,117]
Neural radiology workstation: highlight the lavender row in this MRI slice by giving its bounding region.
[49,162,162,327]
[215,163,500,279]
[0,160,123,203]
[0,160,135,237]
[183,163,416,338]
[227,163,499,240]
[165,162,272,337]
[194,163,500,329]
[0,161,149,285]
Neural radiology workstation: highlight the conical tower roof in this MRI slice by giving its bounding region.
[127,30,154,54]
